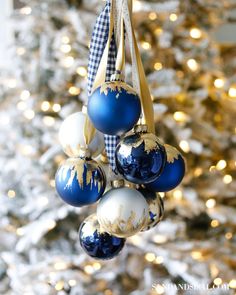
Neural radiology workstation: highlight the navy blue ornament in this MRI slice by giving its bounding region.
[55,157,106,207]
[115,125,166,184]
[146,144,185,192]
[138,188,164,231]
[79,214,125,260]
[88,81,141,135]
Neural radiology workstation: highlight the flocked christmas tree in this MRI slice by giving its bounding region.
[0,0,235,294]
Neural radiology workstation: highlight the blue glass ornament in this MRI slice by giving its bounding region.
[138,188,164,231]
[88,80,141,136]
[146,144,185,192]
[79,214,125,260]
[55,157,106,207]
[115,125,167,184]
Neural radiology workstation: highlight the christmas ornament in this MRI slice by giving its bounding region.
[138,188,164,231]
[55,151,106,207]
[115,125,167,184]
[58,111,104,158]
[88,78,141,136]
[146,144,185,192]
[79,214,125,260]
[97,180,149,238]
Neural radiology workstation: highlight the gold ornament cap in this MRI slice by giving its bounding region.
[134,124,148,134]
[110,70,124,82]
[111,179,125,188]
[77,147,91,159]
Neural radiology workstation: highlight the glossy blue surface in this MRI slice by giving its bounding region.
[146,155,185,192]
[115,133,166,184]
[79,216,125,260]
[138,188,164,231]
[55,159,106,207]
[88,83,141,135]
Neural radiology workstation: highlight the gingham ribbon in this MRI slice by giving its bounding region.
[87,0,119,173]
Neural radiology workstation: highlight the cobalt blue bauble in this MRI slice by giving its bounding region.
[115,125,167,184]
[79,214,125,260]
[88,81,141,135]
[146,144,185,192]
[55,157,106,207]
[138,188,164,231]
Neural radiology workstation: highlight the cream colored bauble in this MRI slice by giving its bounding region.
[59,112,104,157]
[97,187,149,238]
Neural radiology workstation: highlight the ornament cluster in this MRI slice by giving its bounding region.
[55,77,185,260]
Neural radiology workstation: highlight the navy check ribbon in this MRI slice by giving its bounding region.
[87,0,119,172]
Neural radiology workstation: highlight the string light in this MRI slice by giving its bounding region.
[39,196,49,206]
[52,103,61,112]
[149,12,157,20]
[214,78,225,89]
[206,198,216,209]
[7,79,17,88]
[155,256,164,264]
[41,101,50,112]
[187,59,199,71]
[93,262,101,270]
[169,13,178,22]
[155,28,163,36]
[173,111,188,122]
[84,265,95,274]
[133,0,142,11]
[16,227,25,236]
[223,175,232,184]
[62,56,74,68]
[229,279,236,289]
[209,165,216,172]
[60,44,71,53]
[145,253,156,262]
[154,284,165,294]
[20,90,30,100]
[153,235,167,244]
[17,47,26,56]
[194,167,203,177]
[141,41,151,50]
[216,160,227,170]
[211,219,219,227]
[154,62,162,71]
[225,232,233,240]
[76,66,87,77]
[61,36,70,44]
[17,101,27,111]
[54,262,68,270]
[191,251,202,260]
[24,110,35,120]
[214,278,222,286]
[173,189,183,200]
[190,28,202,39]
[20,6,32,15]
[7,190,16,198]
[68,86,81,96]
[104,290,113,295]
[159,192,165,198]
[228,87,236,98]
[55,281,64,291]
[179,140,190,153]
[43,116,55,126]
[68,280,77,287]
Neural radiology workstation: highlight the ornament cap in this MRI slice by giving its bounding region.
[77,147,91,159]
[110,70,124,82]
[111,179,125,188]
[134,124,148,134]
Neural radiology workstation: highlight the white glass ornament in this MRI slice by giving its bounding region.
[59,111,104,158]
[97,181,149,238]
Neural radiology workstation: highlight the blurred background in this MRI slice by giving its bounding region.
[0,0,236,294]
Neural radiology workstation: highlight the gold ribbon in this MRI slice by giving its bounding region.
[122,0,155,133]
